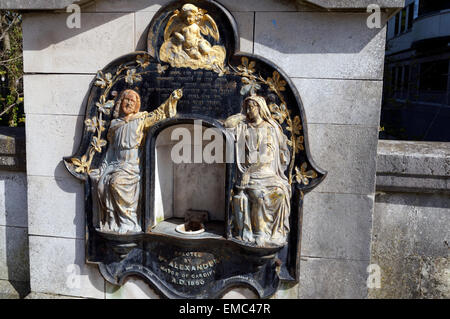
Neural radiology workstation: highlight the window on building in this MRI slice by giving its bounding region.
[394,12,400,35]
[419,59,449,92]
[403,65,410,92]
[400,8,407,33]
[407,3,415,30]
[418,1,450,17]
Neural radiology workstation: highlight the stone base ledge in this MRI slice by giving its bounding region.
[376,140,450,193]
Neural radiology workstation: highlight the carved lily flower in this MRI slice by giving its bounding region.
[240,77,261,96]
[125,69,142,85]
[95,96,114,115]
[84,118,97,132]
[156,64,169,75]
[237,57,256,76]
[295,163,317,185]
[294,135,304,153]
[269,103,288,124]
[94,71,112,88]
[136,54,150,69]
[71,155,90,174]
[267,71,287,93]
[85,117,105,133]
[91,136,107,153]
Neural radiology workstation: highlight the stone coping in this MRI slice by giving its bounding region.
[0,0,405,10]
[376,140,450,193]
[0,127,26,172]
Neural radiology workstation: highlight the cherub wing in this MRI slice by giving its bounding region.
[199,13,220,42]
[163,9,182,41]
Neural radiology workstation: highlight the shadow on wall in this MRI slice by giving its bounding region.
[0,170,30,297]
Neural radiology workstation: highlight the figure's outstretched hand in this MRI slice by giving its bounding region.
[170,88,183,101]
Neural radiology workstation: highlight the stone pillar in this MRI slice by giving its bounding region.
[14,0,404,298]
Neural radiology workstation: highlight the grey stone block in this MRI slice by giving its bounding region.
[0,172,27,228]
[302,192,373,260]
[25,114,84,178]
[298,257,369,298]
[368,255,421,299]
[28,176,84,239]
[374,192,450,259]
[23,74,93,116]
[376,141,450,193]
[306,124,379,195]
[29,235,104,298]
[23,12,134,73]
[0,225,30,282]
[377,141,450,177]
[94,0,310,13]
[294,79,383,126]
[254,12,387,79]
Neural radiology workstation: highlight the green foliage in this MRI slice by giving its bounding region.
[0,10,24,127]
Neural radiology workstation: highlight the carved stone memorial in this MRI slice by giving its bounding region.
[64,0,326,299]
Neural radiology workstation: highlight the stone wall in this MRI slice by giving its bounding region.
[0,127,30,298]
[370,141,450,299]
[19,0,395,298]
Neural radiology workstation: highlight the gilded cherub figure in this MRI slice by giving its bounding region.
[159,3,226,72]
[90,89,183,234]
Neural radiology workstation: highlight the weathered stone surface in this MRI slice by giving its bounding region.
[94,0,310,13]
[302,192,373,260]
[0,280,30,299]
[23,12,134,73]
[106,277,161,299]
[377,141,450,177]
[28,176,84,239]
[294,79,382,126]
[23,75,93,116]
[418,257,450,299]
[307,124,378,195]
[222,287,258,299]
[305,0,404,9]
[0,225,29,282]
[0,172,27,228]
[29,235,104,298]
[298,257,368,298]
[368,256,421,299]
[26,114,84,178]
[374,193,450,259]
[0,0,94,10]
[376,141,450,193]
[25,292,85,299]
[270,282,298,299]
[254,12,386,79]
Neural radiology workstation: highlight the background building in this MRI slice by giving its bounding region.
[381,0,450,141]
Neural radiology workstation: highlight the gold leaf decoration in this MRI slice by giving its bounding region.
[295,163,318,185]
